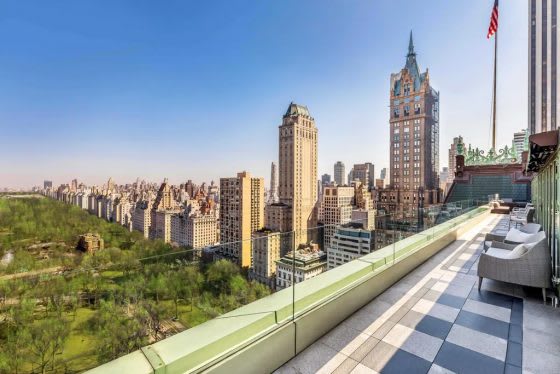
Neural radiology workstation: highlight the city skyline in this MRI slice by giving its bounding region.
[1,1,527,188]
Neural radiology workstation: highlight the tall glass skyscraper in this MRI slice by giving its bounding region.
[529,0,559,134]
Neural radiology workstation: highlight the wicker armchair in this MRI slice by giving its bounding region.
[478,234,551,302]
[483,223,542,250]
[509,207,535,229]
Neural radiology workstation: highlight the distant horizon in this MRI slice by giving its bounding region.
[1,1,528,189]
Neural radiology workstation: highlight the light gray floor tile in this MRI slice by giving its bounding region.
[382,323,443,362]
[431,281,472,298]
[412,298,460,323]
[428,363,456,374]
[523,327,560,356]
[523,301,560,337]
[277,343,348,374]
[350,363,379,374]
[462,298,511,323]
[319,323,371,356]
[446,324,507,361]
[332,357,360,374]
[372,319,396,340]
[523,345,560,374]
[349,336,380,362]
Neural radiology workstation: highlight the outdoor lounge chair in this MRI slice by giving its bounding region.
[478,232,551,302]
[509,207,535,229]
[483,223,542,250]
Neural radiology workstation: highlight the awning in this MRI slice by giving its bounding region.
[527,130,559,172]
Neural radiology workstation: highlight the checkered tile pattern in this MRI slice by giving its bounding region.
[328,278,523,374]
[277,215,530,374]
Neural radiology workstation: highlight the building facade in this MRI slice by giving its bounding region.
[321,185,355,250]
[218,171,264,268]
[275,244,326,290]
[326,222,374,270]
[250,229,281,289]
[389,32,439,191]
[278,103,318,248]
[513,129,528,160]
[353,163,375,191]
[448,136,463,183]
[529,0,559,134]
[334,161,346,186]
[269,162,278,203]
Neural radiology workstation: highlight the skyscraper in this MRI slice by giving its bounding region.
[278,103,318,247]
[352,163,375,190]
[321,174,332,185]
[334,161,345,185]
[219,171,264,268]
[376,32,441,226]
[448,136,463,183]
[270,162,278,203]
[389,32,439,191]
[513,129,528,160]
[529,0,559,134]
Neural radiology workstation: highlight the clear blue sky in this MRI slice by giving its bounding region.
[0,0,527,189]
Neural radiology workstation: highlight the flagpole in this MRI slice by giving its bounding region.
[491,27,498,150]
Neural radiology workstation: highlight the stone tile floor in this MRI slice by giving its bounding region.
[276,215,560,374]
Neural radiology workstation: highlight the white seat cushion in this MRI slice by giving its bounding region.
[486,247,514,259]
[505,228,533,243]
[486,244,528,259]
[509,244,529,258]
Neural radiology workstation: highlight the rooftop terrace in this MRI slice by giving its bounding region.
[276,214,560,374]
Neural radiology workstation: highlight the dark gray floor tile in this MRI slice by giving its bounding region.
[399,310,453,340]
[468,289,513,309]
[362,341,431,374]
[508,324,522,344]
[504,363,522,374]
[422,289,466,309]
[510,308,523,326]
[454,310,509,340]
[506,342,522,367]
[434,342,505,374]
[436,292,467,309]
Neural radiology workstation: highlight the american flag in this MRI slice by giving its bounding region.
[487,0,499,39]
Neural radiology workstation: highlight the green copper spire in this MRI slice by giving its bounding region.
[408,30,415,57]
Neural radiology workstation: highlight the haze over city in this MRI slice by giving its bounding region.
[1,0,526,188]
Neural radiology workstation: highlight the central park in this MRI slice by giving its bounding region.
[0,195,270,373]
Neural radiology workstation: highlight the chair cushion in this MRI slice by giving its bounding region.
[505,229,533,243]
[486,247,514,259]
[520,223,541,234]
[509,244,529,258]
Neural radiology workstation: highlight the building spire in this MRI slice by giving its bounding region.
[408,30,415,57]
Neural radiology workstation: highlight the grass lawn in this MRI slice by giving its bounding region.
[177,303,209,328]
[59,307,99,372]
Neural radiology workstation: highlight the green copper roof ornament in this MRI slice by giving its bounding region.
[461,139,519,166]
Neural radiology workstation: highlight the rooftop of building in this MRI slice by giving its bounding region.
[284,102,312,118]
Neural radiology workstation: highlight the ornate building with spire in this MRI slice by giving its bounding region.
[376,32,442,237]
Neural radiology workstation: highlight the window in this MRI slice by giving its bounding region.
[393,107,400,118]
[414,103,421,114]
[404,127,410,133]
[404,105,410,116]
[394,128,400,134]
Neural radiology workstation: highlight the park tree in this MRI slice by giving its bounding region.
[29,317,70,374]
